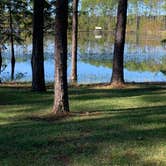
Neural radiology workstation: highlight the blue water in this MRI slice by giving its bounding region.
[1,59,166,83]
[1,33,166,83]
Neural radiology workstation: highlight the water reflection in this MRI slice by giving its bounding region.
[0,32,166,83]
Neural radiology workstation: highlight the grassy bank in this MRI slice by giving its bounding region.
[0,84,166,166]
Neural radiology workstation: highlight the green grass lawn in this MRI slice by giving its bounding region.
[0,84,166,166]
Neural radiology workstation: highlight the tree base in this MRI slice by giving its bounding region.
[31,84,46,92]
[52,109,69,117]
[69,78,77,86]
[31,87,46,92]
[111,81,125,88]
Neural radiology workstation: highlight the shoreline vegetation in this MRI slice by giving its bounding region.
[1,81,166,88]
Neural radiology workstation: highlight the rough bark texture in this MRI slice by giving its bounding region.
[53,0,69,114]
[70,0,79,84]
[31,0,46,92]
[111,0,128,85]
[9,8,15,81]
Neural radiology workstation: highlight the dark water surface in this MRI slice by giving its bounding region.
[1,32,166,83]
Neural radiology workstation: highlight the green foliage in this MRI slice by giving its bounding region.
[0,0,32,45]
[81,0,117,16]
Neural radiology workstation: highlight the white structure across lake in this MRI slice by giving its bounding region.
[95,26,102,30]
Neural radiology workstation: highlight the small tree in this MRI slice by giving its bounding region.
[0,1,7,81]
[2,0,29,80]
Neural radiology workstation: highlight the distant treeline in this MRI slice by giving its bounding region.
[78,15,166,34]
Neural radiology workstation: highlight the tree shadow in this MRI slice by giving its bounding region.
[0,88,53,106]
[0,104,166,165]
[70,86,166,101]
[0,85,166,165]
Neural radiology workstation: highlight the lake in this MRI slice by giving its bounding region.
[1,32,166,83]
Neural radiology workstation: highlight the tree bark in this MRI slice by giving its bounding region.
[53,0,69,114]
[70,0,79,84]
[135,1,140,33]
[31,0,46,92]
[9,8,15,81]
[111,0,128,85]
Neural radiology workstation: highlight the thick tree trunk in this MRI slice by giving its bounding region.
[70,0,79,84]
[53,0,69,114]
[31,0,46,92]
[9,8,15,81]
[111,0,128,85]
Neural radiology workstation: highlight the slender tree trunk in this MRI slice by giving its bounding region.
[136,15,140,32]
[136,15,140,45]
[111,0,128,85]
[53,0,69,114]
[70,0,79,84]
[9,8,15,81]
[31,0,46,92]
[136,2,140,33]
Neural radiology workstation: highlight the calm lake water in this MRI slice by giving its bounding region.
[1,32,166,83]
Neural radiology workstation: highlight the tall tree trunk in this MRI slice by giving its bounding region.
[70,0,79,84]
[9,8,15,81]
[136,2,140,33]
[111,0,128,85]
[31,0,46,92]
[136,15,140,45]
[53,0,69,114]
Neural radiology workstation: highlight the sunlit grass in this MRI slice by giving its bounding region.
[0,84,166,165]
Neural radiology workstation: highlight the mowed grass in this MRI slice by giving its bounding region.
[0,84,166,166]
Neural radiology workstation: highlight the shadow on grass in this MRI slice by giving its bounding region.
[0,88,53,106]
[0,85,166,106]
[70,86,166,101]
[0,104,166,165]
[0,86,166,165]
